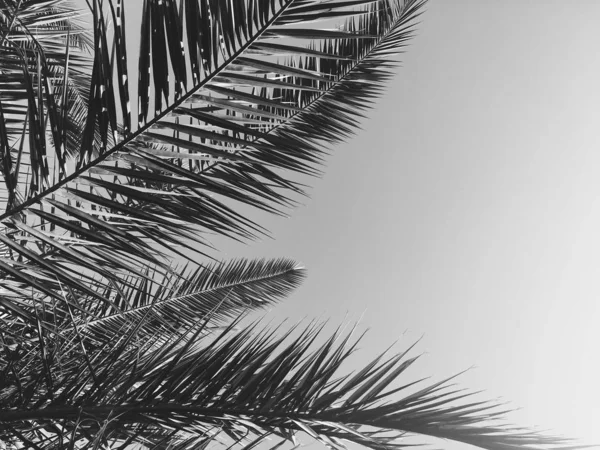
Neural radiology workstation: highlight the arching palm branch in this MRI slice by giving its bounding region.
[0,0,426,324]
[1,257,306,345]
[0,315,586,450]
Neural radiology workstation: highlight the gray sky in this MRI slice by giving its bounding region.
[215,1,600,445]
[114,0,600,446]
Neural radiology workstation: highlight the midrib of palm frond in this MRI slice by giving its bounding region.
[0,0,300,223]
[60,258,305,340]
[0,257,303,348]
[0,403,536,450]
[196,25,401,178]
[0,318,581,450]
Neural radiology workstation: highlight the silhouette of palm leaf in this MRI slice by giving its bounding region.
[0,316,587,450]
[0,0,425,326]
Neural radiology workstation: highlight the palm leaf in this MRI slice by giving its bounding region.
[0,0,425,324]
[0,317,587,450]
[0,0,94,174]
[0,257,305,347]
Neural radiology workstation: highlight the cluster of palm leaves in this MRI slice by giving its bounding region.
[0,0,589,449]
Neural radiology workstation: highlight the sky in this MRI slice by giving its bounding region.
[107,0,599,447]
[213,1,600,446]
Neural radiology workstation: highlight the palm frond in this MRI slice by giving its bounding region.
[0,257,305,348]
[0,318,588,450]
[67,257,305,345]
[0,0,425,320]
[0,0,94,172]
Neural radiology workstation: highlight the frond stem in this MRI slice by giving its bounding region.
[0,0,299,222]
[198,0,420,177]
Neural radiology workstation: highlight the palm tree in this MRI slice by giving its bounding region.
[0,0,590,448]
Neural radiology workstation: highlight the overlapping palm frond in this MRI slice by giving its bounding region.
[0,0,426,330]
[0,257,305,347]
[0,0,94,190]
[0,316,587,450]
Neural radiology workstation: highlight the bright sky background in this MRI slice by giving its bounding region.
[111,0,600,447]
[214,1,600,446]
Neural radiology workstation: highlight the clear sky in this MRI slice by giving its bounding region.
[212,1,600,446]
[111,0,600,447]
